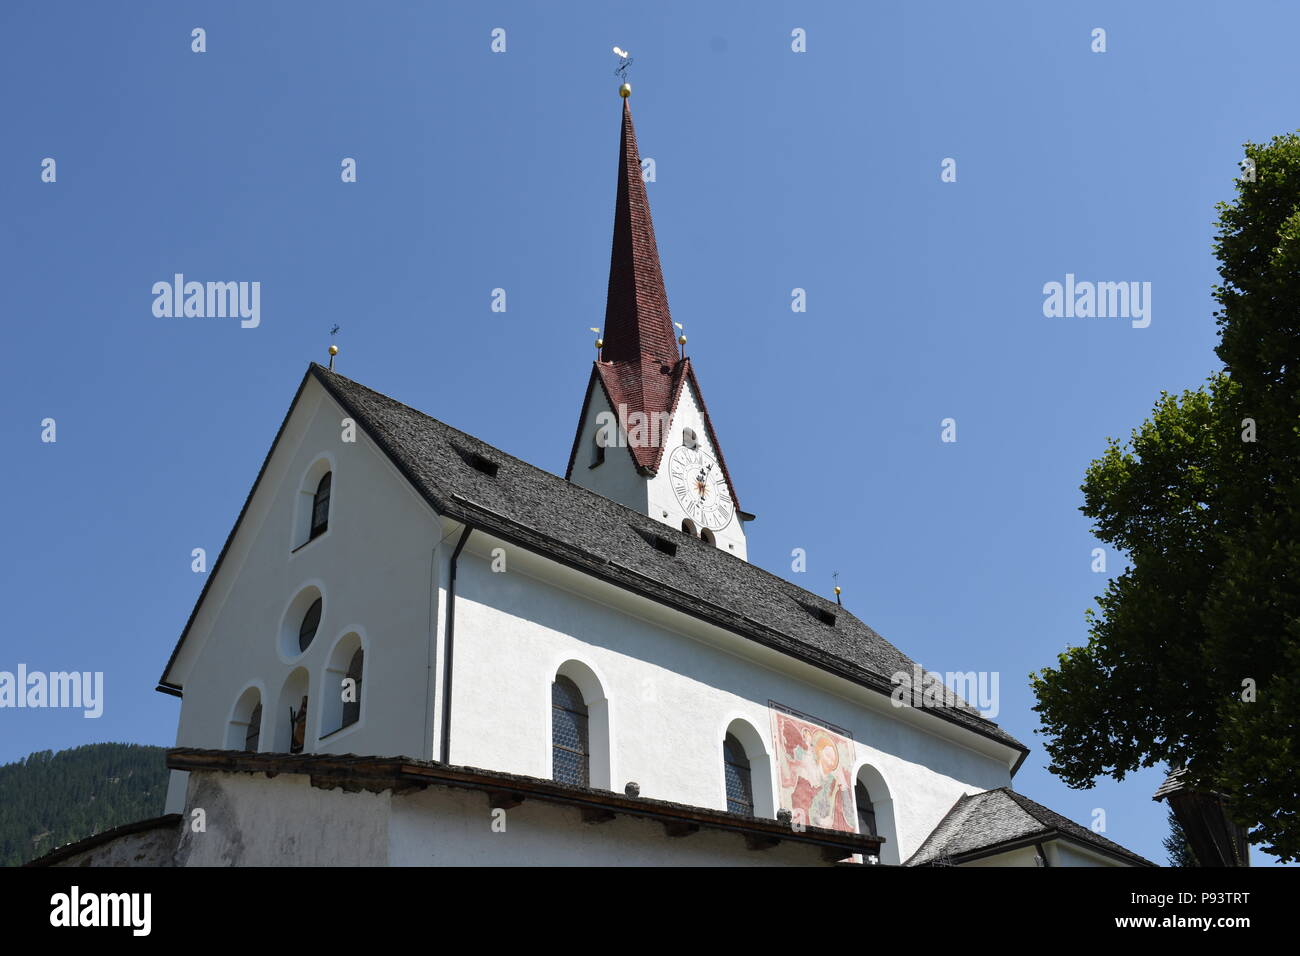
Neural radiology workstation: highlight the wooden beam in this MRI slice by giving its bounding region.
[487,790,524,810]
[663,821,700,838]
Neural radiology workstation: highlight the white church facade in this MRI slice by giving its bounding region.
[33,89,1152,868]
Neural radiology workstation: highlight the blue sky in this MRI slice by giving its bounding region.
[1,1,1293,865]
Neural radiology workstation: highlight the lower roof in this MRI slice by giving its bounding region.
[904,787,1156,867]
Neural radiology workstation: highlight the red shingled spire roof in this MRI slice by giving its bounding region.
[565,94,742,514]
[590,96,682,476]
[602,97,677,367]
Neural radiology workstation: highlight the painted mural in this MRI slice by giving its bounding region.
[770,707,855,832]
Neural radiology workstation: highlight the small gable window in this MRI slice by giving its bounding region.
[591,430,605,468]
[310,473,331,539]
[681,518,698,536]
[299,598,322,653]
[552,675,590,787]
[723,733,754,816]
[682,427,697,449]
[701,527,716,546]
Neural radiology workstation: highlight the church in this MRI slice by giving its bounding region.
[33,86,1153,868]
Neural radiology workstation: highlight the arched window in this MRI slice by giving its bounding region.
[310,473,332,539]
[342,648,363,728]
[274,668,311,753]
[552,675,590,787]
[701,527,716,546]
[227,686,264,751]
[855,780,877,836]
[591,430,605,468]
[854,764,898,864]
[299,598,322,653]
[681,518,698,536]
[289,695,309,754]
[322,632,365,737]
[245,703,262,751]
[682,427,697,449]
[723,733,754,815]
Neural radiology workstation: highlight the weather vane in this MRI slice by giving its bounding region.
[613,46,633,84]
[328,324,340,370]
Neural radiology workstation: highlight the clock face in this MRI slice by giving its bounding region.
[668,445,734,531]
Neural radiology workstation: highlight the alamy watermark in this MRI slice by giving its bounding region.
[152,274,260,328]
[0,665,103,717]
[1042,274,1151,328]
[891,663,999,719]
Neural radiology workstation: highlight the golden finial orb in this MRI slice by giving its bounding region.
[834,586,842,596]
[677,334,687,346]
[619,82,632,98]
[328,344,339,356]
[595,338,604,349]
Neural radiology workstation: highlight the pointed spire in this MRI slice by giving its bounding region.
[602,95,676,365]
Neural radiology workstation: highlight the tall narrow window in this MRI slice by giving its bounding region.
[552,675,590,787]
[591,431,605,468]
[299,597,322,653]
[723,733,754,815]
[310,473,332,539]
[244,703,262,752]
[856,781,877,836]
[342,647,363,728]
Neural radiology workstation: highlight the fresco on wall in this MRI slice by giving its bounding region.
[769,705,855,832]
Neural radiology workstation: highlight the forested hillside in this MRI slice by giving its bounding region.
[0,743,168,866]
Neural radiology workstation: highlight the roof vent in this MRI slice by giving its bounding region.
[796,599,836,627]
[632,526,677,557]
[452,444,499,477]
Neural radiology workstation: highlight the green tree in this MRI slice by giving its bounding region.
[0,743,168,866]
[1162,808,1198,867]
[1031,133,1300,863]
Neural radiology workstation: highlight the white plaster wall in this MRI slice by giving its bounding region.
[447,544,1013,864]
[48,822,181,867]
[389,784,832,867]
[1052,841,1130,867]
[962,845,1043,867]
[566,377,653,513]
[163,379,442,810]
[646,377,747,559]
[175,771,390,866]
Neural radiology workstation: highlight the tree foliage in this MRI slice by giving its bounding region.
[1031,133,1300,862]
[1162,808,1198,867]
[0,743,168,866]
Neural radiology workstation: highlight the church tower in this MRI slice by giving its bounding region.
[566,87,752,560]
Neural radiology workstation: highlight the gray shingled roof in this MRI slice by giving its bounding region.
[905,788,1156,866]
[307,365,1027,759]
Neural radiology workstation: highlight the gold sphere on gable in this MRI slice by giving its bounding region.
[328,344,339,356]
[619,83,632,98]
